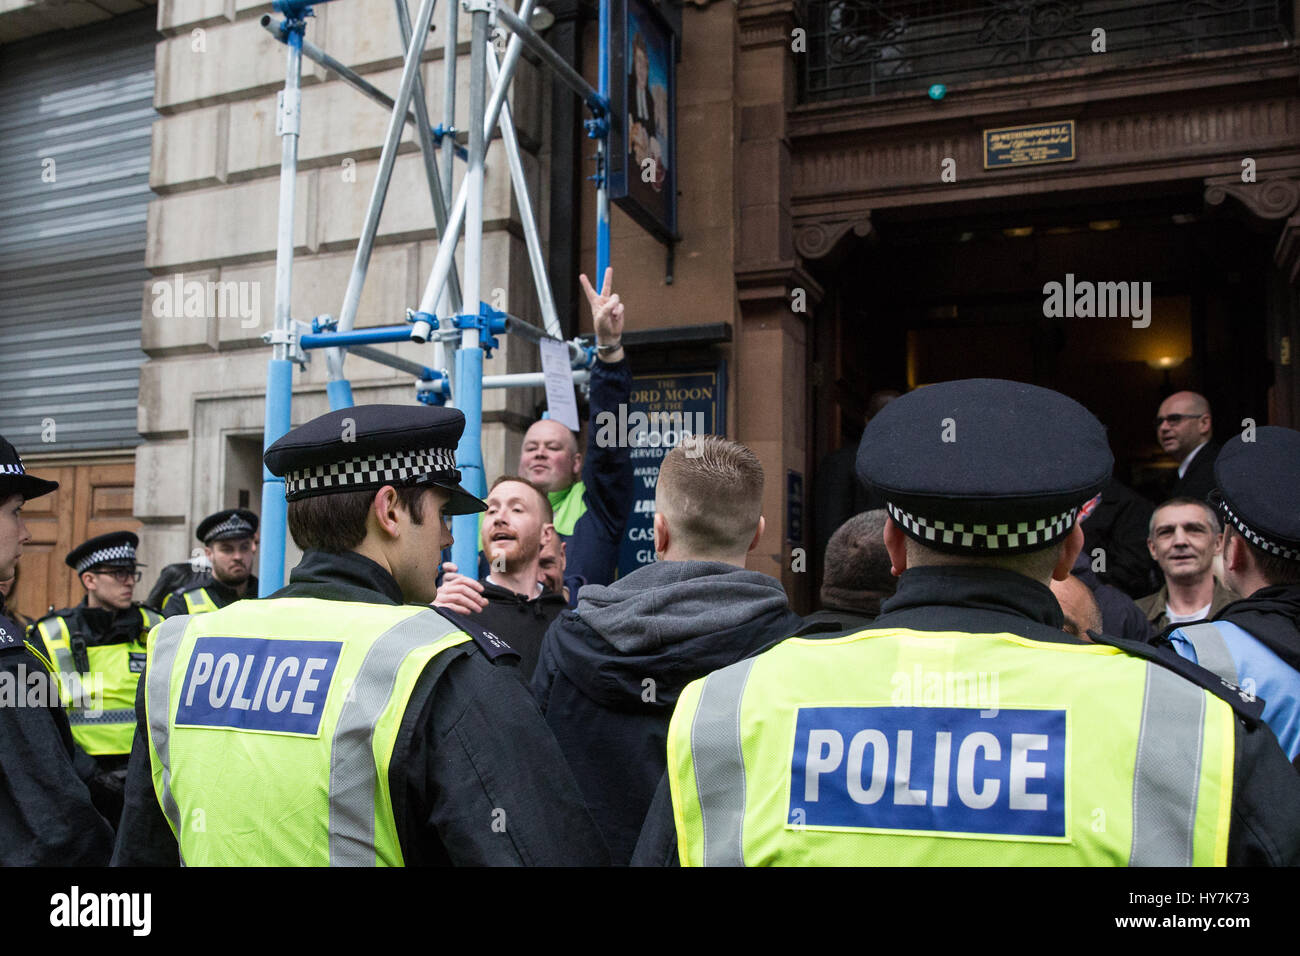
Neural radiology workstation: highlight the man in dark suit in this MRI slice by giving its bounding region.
[1155,391,1220,502]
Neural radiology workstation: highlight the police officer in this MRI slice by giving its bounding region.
[29,531,162,820]
[113,404,608,865]
[0,435,113,864]
[1162,426,1300,764]
[634,379,1300,866]
[160,508,259,618]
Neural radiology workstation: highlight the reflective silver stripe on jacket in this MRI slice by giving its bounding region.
[328,609,462,866]
[68,708,136,726]
[40,621,90,710]
[1176,622,1239,685]
[146,616,191,862]
[1129,663,1207,866]
[688,657,757,867]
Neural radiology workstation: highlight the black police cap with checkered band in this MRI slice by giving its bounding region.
[197,508,259,544]
[66,531,143,573]
[1212,425,1300,563]
[0,433,59,501]
[264,405,486,515]
[857,378,1113,556]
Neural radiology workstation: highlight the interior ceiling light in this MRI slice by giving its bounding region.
[1089,220,1121,231]
[1002,226,1034,238]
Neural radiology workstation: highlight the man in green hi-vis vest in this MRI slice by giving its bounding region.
[112,404,608,866]
[634,379,1300,867]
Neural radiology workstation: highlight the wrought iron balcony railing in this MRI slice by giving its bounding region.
[800,0,1294,102]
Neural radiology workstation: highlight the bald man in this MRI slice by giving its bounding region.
[1050,574,1104,641]
[1155,391,1219,502]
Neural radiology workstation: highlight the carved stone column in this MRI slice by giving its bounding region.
[733,0,816,608]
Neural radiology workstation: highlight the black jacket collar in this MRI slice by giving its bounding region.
[869,565,1074,644]
[202,575,257,606]
[274,550,405,605]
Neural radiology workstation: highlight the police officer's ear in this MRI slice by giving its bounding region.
[1222,527,1248,575]
[80,570,98,594]
[368,485,406,539]
[747,515,766,554]
[882,517,908,578]
[1051,522,1086,582]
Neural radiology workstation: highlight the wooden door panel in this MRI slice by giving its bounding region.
[8,459,136,622]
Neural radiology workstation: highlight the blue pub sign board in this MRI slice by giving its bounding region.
[615,366,726,577]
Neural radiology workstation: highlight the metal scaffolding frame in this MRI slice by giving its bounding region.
[256,0,613,592]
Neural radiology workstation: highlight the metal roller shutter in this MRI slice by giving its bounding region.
[0,9,156,453]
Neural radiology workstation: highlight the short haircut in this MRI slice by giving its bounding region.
[1148,497,1220,539]
[903,536,1064,583]
[1225,525,1300,586]
[288,485,429,554]
[822,510,895,596]
[655,436,763,556]
[488,475,554,524]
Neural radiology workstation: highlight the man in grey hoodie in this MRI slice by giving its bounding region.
[530,436,802,863]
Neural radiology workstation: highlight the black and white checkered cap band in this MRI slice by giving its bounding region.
[285,447,459,498]
[886,502,1081,552]
[1217,497,1300,562]
[75,544,138,573]
[0,462,26,476]
[204,515,255,541]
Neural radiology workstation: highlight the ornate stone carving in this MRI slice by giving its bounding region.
[793,214,873,260]
[1205,179,1300,222]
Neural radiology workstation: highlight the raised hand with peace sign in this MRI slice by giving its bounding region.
[579,267,625,364]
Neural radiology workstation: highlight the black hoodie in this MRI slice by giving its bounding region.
[474,579,568,680]
[531,560,802,864]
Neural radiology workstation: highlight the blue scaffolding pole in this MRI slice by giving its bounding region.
[257,0,612,594]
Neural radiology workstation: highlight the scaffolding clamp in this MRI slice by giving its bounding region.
[262,320,310,367]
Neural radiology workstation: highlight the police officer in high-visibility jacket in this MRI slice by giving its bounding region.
[29,531,162,821]
[634,379,1300,866]
[160,508,259,618]
[112,405,608,866]
[1163,426,1300,765]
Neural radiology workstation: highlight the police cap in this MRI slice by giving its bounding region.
[0,434,59,501]
[197,508,259,544]
[1212,425,1300,562]
[264,405,486,515]
[67,531,143,574]
[857,378,1113,555]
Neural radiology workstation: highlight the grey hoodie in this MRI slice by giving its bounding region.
[576,560,796,653]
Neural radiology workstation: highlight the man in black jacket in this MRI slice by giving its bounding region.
[532,436,801,864]
[435,476,569,679]
[0,435,113,865]
[112,406,607,866]
[1156,391,1219,502]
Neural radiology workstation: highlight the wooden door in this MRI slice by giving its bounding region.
[8,457,137,623]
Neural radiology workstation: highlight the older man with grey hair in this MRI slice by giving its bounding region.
[1136,496,1237,632]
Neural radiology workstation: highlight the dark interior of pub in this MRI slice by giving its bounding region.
[817,186,1276,503]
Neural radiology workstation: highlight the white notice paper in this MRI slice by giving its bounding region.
[539,338,580,432]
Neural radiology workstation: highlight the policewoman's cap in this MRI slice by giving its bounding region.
[66,531,143,574]
[197,508,259,544]
[0,434,59,501]
[857,378,1113,555]
[264,404,487,515]
[1212,425,1300,562]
